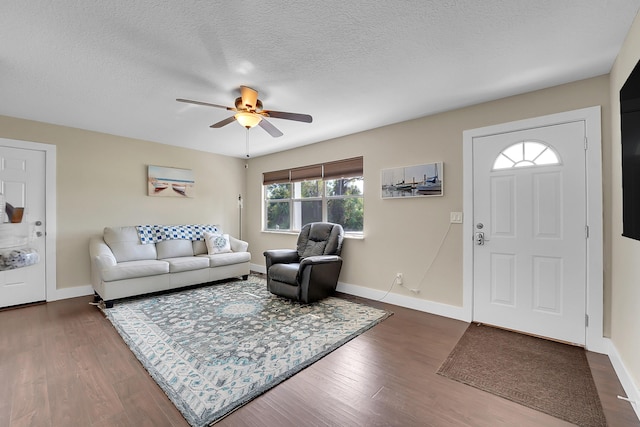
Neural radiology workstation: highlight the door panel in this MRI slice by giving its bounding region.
[473,121,586,345]
[490,253,515,306]
[533,172,561,237]
[532,256,562,313]
[0,147,46,308]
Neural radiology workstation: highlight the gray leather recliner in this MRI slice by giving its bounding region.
[263,222,344,303]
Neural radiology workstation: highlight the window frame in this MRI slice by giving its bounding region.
[263,158,364,235]
[492,140,561,171]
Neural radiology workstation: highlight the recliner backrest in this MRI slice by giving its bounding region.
[296,222,344,259]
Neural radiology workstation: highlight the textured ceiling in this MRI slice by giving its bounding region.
[2,1,640,158]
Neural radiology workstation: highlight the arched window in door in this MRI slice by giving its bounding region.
[493,141,561,170]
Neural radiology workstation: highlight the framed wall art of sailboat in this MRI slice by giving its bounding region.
[381,162,443,199]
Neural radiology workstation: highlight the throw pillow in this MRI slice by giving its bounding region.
[204,232,232,254]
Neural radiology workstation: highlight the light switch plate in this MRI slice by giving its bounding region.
[450,212,463,223]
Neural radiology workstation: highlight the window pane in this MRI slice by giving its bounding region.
[502,143,524,162]
[293,180,323,198]
[328,198,364,232]
[293,200,322,228]
[266,201,290,230]
[326,177,363,197]
[524,141,546,160]
[535,148,560,165]
[514,160,535,167]
[266,183,291,199]
[493,154,514,170]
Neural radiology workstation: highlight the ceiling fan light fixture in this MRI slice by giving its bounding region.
[235,111,262,129]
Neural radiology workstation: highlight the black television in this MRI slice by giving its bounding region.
[621,59,640,240]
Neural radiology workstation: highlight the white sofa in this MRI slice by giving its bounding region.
[89,226,250,307]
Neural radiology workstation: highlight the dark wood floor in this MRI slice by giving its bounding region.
[0,292,637,427]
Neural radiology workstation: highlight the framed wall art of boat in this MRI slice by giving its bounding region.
[381,162,443,199]
[147,165,195,198]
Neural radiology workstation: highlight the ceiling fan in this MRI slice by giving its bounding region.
[176,86,312,138]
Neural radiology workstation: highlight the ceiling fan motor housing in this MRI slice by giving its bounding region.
[235,97,263,112]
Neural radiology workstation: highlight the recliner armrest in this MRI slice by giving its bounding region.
[263,249,299,269]
[299,255,342,267]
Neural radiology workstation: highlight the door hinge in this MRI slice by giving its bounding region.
[584,137,588,150]
[585,225,589,239]
[585,314,589,327]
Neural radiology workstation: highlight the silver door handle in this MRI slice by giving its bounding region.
[36,231,43,237]
[475,232,485,245]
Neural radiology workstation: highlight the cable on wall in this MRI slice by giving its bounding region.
[377,221,453,300]
[412,221,453,293]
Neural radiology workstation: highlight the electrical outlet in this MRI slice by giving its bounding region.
[396,273,403,285]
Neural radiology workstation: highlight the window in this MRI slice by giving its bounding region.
[264,157,364,233]
[493,141,560,170]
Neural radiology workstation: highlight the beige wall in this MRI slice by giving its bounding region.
[246,75,611,318]
[610,11,640,394]
[0,115,246,290]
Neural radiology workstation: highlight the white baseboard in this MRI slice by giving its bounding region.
[251,266,468,321]
[336,280,469,322]
[48,284,94,302]
[607,338,640,421]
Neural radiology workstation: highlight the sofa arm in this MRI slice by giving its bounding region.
[263,249,299,269]
[89,236,117,286]
[229,236,249,253]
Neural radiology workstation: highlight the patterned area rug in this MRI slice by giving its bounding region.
[103,276,391,427]
[437,324,607,427]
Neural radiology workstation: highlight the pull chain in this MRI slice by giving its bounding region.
[245,128,250,158]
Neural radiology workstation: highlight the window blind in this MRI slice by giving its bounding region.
[322,157,363,180]
[262,169,290,185]
[290,164,323,182]
[263,156,363,184]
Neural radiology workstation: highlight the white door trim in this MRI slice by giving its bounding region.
[0,138,57,302]
[462,106,605,353]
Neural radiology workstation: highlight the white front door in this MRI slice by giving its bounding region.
[472,121,587,345]
[0,146,47,308]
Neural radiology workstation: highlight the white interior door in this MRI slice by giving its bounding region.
[472,121,587,345]
[0,146,47,308]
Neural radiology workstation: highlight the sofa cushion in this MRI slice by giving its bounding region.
[204,232,232,254]
[164,256,210,273]
[156,239,194,259]
[192,240,207,255]
[104,226,157,262]
[101,259,169,282]
[199,251,251,267]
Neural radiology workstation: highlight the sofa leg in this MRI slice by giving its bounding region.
[93,292,101,303]
[105,300,114,309]
[242,275,249,280]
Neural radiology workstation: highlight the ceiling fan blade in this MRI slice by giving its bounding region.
[258,118,284,138]
[210,116,237,128]
[177,98,235,111]
[263,110,313,123]
[240,86,259,109]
